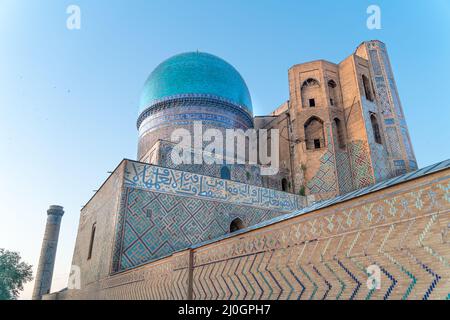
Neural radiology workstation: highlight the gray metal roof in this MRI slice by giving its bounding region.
[192,158,450,249]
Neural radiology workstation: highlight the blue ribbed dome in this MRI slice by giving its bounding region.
[139,52,252,114]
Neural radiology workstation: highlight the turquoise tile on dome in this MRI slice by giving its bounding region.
[139,52,252,114]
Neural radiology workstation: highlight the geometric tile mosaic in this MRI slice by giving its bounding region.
[112,186,288,272]
[386,127,402,158]
[369,42,417,175]
[307,124,338,195]
[348,140,375,189]
[374,76,392,116]
[369,49,382,76]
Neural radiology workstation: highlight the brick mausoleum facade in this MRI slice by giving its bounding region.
[34,40,450,300]
[45,160,450,300]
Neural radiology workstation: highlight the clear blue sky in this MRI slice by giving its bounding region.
[0,0,449,299]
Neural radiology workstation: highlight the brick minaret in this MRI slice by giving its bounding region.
[32,205,64,300]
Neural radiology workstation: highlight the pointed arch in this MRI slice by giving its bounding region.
[281,178,288,192]
[333,117,346,148]
[304,116,325,150]
[370,113,382,144]
[301,78,321,108]
[328,79,338,106]
[362,74,374,101]
[220,166,231,180]
[301,78,320,89]
[87,223,96,260]
[230,218,245,233]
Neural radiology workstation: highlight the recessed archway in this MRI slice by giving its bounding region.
[304,116,325,150]
[281,178,288,192]
[230,218,245,233]
[301,78,321,108]
[333,118,345,149]
[370,114,382,144]
[220,166,231,180]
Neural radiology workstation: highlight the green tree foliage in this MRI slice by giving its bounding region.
[299,185,306,196]
[0,248,33,300]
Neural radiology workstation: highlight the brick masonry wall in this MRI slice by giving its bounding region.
[188,169,450,300]
[70,161,126,288]
[61,166,450,300]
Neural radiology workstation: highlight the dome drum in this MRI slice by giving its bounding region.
[137,94,254,131]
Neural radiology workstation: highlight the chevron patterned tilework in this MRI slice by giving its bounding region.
[101,252,190,300]
[188,173,450,300]
[332,124,354,195]
[97,166,450,300]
